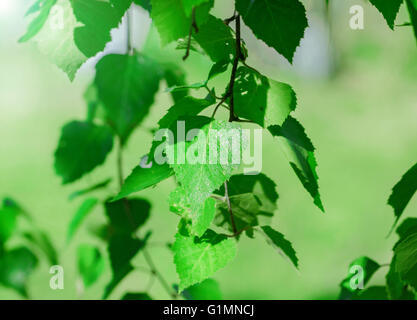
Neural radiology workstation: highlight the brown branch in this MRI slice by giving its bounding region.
[183,8,198,61]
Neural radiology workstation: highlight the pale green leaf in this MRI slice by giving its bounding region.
[173,227,236,291]
[67,198,98,243]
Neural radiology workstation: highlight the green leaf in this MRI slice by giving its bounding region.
[164,65,189,103]
[215,174,278,205]
[406,0,417,44]
[77,244,105,288]
[150,0,213,45]
[157,97,214,129]
[193,15,235,62]
[69,178,112,200]
[234,67,296,128]
[394,232,417,291]
[385,256,414,300]
[182,0,210,16]
[95,53,162,143]
[396,218,417,241]
[207,60,230,81]
[0,207,18,244]
[19,0,57,42]
[23,230,58,265]
[121,292,152,300]
[67,198,98,243]
[388,162,417,226]
[352,286,388,300]
[169,188,216,237]
[0,247,38,298]
[103,232,150,299]
[104,198,150,234]
[114,163,173,201]
[181,278,222,300]
[54,121,114,184]
[236,0,308,63]
[167,117,243,207]
[215,194,273,237]
[370,0,403,29]
[260,226,298,268]
[269,116,323,211]
[173,227,236,291]
[339,256,380,300]
[20,0,130,80]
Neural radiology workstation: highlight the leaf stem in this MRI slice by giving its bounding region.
[224,181,237,234]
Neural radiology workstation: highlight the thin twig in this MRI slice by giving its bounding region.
[183,8,197,60]
[116,134,177,299]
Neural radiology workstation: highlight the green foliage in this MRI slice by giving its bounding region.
[0,198,56,297]
[19,0,332,300]
[236,0,308,62]
[54,121,114,184]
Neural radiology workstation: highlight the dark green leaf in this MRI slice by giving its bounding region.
[236,0,308,63]
[54,121,114,184]
[103,232,150,299]
[406,0,417,44]
[105,198,150,235]
[260,226,298,268]
[121,292,152,300]
[388,162,417,226]
[269,117,323,211]
[394,232,417,291]
[0,247,38,298]
[193,15,235,62]
[95,53,162,143]
[370,0,403,29]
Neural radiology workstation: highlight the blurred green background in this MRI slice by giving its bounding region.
[1,0,417,299]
